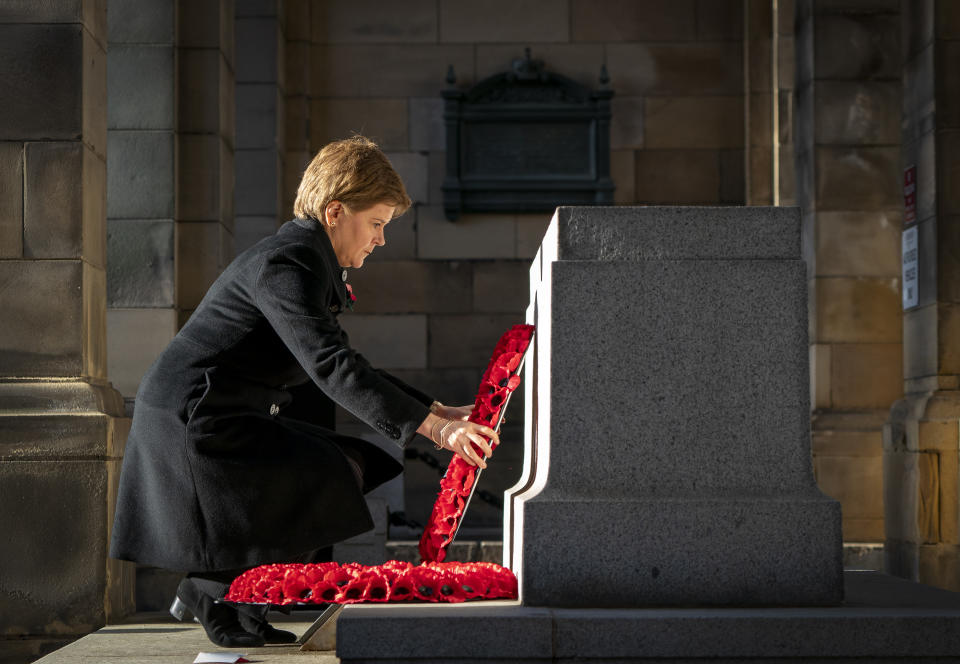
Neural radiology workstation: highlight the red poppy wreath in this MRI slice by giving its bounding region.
[225,324,534,606]
[419,323,535,563]
[226,560,518,605]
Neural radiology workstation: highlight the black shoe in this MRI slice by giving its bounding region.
[236,604,298,644]
[170,578,265,648]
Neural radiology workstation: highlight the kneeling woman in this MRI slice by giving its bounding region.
[109,137,498,647]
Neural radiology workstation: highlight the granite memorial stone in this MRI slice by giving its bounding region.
[504,206,843,606]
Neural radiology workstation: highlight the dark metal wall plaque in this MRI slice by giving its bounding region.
[442,49,614,221]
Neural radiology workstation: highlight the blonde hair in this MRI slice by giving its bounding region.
[293,136,412,221]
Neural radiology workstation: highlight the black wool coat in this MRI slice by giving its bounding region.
[109,217,433,572]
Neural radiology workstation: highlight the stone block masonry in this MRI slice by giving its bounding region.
[24,142,104,262]
[338,315,428,370]
[0,24,85,141]
[106,132,175,220]
[107,44,174,130]
[439,0,569,42]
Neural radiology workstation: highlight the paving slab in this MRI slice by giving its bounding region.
[33,612,337,664]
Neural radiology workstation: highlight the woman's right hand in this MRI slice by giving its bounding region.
[419,414,499,468]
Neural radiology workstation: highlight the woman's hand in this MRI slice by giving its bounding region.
[417,413,499,468]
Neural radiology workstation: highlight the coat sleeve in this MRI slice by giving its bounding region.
[255,246,430,447]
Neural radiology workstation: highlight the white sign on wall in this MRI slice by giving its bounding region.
[902,226,918,309]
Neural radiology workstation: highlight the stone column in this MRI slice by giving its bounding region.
[105,0,181,613]
[281,0,311,221]
[795,0,903,544]
[176,0,236,324]
[505,206,842,606]
[0,0,133,657]
[744,0,777,205]
[105,0,237,612]
[884,0,960,591]
[235,0,285,251]
[106,0,177,405]
[744,0,798,207]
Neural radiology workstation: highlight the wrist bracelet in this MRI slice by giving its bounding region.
[439,420,456,449]
[430,417,447,450]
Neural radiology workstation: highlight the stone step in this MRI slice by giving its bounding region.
[336,571,960,663]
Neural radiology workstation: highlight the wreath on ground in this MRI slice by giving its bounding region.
[226,560,517,604]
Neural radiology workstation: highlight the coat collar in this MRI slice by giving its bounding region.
[290,217,349,310]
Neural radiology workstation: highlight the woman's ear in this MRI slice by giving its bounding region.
[324,200,342,226]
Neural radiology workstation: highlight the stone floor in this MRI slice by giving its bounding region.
[30,611,338,664]
[18,544,887,664]
[20,569,960,663]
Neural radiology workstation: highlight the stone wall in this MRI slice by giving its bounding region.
[796,0,903,543]
[95,0,910,552]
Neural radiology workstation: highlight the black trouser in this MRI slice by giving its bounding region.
[188,439,365,598]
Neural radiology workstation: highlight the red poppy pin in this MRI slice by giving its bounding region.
[345,283,357,310]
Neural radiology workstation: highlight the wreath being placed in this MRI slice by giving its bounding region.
[419,323,535,563]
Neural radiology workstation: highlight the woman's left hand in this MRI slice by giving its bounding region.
[433,403,474,421]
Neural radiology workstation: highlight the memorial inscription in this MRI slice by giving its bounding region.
[464,123,591,178]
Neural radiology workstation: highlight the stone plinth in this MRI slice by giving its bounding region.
[505,206,842,606]
[0,380,133,634]
[335,572,960,663]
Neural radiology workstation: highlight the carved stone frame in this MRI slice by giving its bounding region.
[442,49,614,221]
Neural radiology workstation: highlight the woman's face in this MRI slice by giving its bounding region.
[324,201,395,268]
